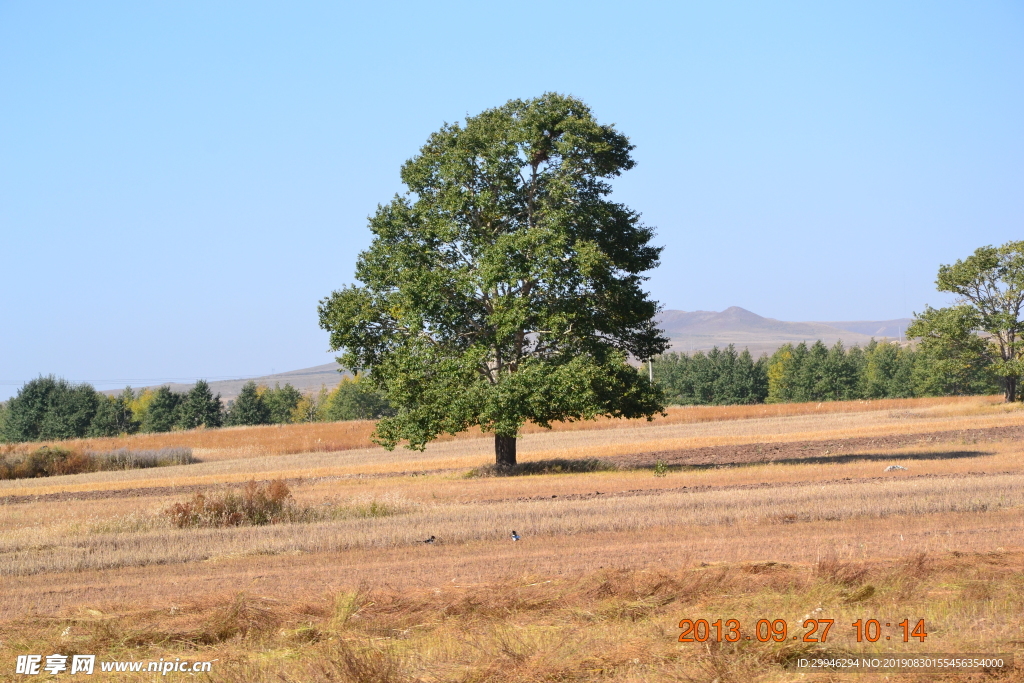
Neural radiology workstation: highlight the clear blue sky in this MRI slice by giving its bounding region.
[2,1,1022,398]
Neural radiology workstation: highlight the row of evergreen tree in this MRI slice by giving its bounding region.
[0,338,999,442]
[652,339,997,406]
[0,376,394,443]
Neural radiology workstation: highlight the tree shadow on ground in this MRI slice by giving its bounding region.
[635,450,994,473]
[466,458,619,477]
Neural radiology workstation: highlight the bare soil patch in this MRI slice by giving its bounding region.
[611,423,1024,469]
[3,423,1018,506]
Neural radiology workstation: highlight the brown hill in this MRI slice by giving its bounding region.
[656,307,909,356]
[118,308,911,398]
[104,363,346,402]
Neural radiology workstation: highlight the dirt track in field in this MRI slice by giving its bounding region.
[2,424,1019,507]
[606,423,1022,469]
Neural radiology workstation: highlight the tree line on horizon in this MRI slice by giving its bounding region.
[0,375,394,443]
[0,333,999,444]
[652,337,996,406]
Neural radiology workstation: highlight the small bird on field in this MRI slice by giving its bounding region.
[510,531,521,541]
[422,536,436,544]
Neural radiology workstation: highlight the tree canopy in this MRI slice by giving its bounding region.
[177,380,224,430]
[908,240,1024,401]
[226,381,271,426]
[319,93,668,465]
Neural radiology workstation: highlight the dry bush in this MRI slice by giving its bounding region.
[197,594,283,644]
[164,481,401,529]
[900,551,932,580]
[90,447,196,469]
[0,447,92,478]
[0,446,195,480]
[166,479,295,528]
[210,640,407,683]
[814,555,870,587]
[285,641,406,683]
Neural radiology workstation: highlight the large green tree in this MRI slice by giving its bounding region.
[908,241,1024,401]
[319,93,668,466]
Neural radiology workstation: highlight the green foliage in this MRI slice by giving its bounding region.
[324,376,395,421]
[0,376,103,442]
[177,380,224,430]
[907,306,996,396]
[909,241,1024,400]
[141,386,183,433]
[656,337,997,406]
[88,395,121,437]
[262,383,303,424]
[860,340,915,399]
[319,93,668,463]
[652,345,767,405]
[114,387,141,433]
[767,341,912,403]
[87,387,140,437]
[226,381,271,426]
[291,386,331,423]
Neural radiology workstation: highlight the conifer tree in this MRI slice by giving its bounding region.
[226,381,271,426]
[177,380,223,429]
[141,386,182,433]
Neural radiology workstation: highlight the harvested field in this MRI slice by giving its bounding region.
[1,395,1022,681]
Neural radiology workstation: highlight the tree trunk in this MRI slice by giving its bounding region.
[1006,376,1018,403]
[495,434,517,468]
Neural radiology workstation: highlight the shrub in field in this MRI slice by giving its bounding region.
[0,446,93,478]
[91,447,196,469]
[166,480,296,528]
[165,481,402,528]
[0,446,196,479]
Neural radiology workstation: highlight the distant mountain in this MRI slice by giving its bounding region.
[820,319,913,339]
[105,363,347,402]
[656,307,910,356]
[115,308,911,399]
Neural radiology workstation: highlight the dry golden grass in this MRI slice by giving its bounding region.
[2,395,1023,681]
[1,395,1004,462]
[3,395,1023,500]
[3,549,1022,682]
[3,467,1023,577]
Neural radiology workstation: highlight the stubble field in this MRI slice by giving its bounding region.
[2,395,1023,682]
